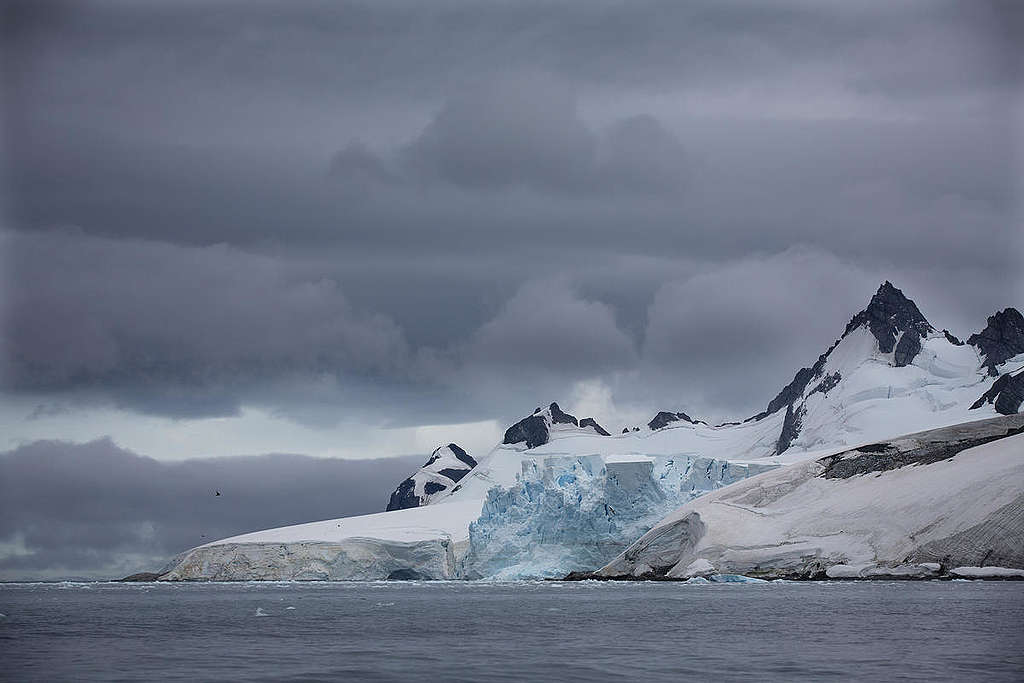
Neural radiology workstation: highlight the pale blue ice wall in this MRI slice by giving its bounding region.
[462,455,777,579]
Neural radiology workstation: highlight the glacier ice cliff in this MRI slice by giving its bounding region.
[462,454,777,579]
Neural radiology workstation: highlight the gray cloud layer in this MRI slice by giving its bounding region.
[2,0,1022,426]
[0,438,423,580]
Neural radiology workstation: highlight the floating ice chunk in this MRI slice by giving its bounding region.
[254,607,269,617]
[709,574,768,584]
[285,606,296,610]
[828,563,942,579]
[950,566,1024,579]
[684,576,710,584]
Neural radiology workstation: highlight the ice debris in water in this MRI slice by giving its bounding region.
[285,606,296,610]
[254,607,269,617]
[462,454,777,579]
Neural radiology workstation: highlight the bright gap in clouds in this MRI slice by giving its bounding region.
[0,398,504,462]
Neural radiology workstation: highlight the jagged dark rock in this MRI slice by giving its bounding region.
[971,371,1024,416]
[776,402,805,454]
[503,414,549,448]
[423,481,447,495]
[943,330,964,346]
[633,427,640,432]
[843,281,933,354]
[968,308,1024,376]
[446,443,477,468]
[751,282,930,423]
[752,341,839,422]
[820,420,1024,479]
[386,478,417,511]
[548,402,579,426]
[503,403,581,448]
[647,411,693,431]
[386,444,476,511]
[437,468,470,482]
[622,428,630,434]
[810,372,841,397]
[894,329,922,367]
[579,417,610,436]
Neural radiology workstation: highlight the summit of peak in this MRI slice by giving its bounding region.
[844,281,933,353]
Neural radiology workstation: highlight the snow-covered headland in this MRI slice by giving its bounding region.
[158,283,1024,581]
[592,414,1024,581]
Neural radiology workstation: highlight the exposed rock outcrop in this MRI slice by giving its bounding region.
[503,403,582,449]
[968,308,1024,376]
[843,280,933,354]
[579,417,610,436]
[893,328,922,367]
[971,370,1024,416]
[775,402,805,454]
[647,411,694,431]
[386,444,477,511]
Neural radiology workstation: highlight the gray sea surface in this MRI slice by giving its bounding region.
[1,580,1022,681]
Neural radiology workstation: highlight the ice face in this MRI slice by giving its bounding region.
[461,453,777,579]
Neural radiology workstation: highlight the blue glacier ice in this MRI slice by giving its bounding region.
[461,454,778,579]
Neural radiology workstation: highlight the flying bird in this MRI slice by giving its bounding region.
[215,490,221,496]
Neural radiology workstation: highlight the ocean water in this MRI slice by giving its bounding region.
[1,581,1022,681]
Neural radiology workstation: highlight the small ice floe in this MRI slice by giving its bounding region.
[709,574,769,584]
[950,566,1024,579]
[374,602,395,607]
[285,606,296,610]
[254,607,269,617]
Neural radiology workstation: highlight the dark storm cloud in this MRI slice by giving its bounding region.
[332,77,688,196]
[1,0,1022,424]
[0,438,425,580]
[1,230,410,418]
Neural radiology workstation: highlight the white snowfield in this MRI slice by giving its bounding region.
[159,296,1020,581]
[161,499,484,581]
[597,414,1024,580]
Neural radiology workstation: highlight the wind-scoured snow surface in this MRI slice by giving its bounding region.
[597,414,1024,580]
[161,284,1021,581]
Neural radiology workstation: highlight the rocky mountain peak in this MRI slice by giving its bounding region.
[844,281,934,353]
[503,402,583,449]
[968,308,1024,376]
[648,411,695,431]
[386,443,477,511]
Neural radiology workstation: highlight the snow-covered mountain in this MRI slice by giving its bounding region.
[159,282,1022,581]
[729,281,1021,456]
[594,414,1024,581]
[386,444,477,511]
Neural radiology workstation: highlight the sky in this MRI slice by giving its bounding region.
[1,1,1022,577]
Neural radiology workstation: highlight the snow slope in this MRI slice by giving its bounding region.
[160,283,1021,581]
[596,414,1024,580]
[386,444,477,511]
[161,499,483,581]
